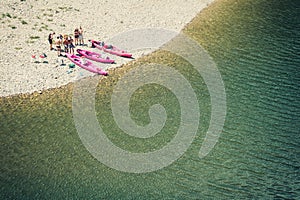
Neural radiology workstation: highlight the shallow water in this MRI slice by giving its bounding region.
[1,0,300,199]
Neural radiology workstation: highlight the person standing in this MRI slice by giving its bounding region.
[79,26,84,45]
[74,28,79,45]
[63,35,69,53]
[55,36,62,56]
[48,32,55,50]
[68,36,75,54]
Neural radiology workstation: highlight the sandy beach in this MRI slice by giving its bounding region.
[0,0,214,97]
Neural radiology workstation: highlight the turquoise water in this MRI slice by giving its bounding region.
[1,0,300,199]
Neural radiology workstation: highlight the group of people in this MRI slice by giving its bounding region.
[48,27,84,57]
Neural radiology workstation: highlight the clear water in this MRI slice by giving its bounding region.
[1,0,300,199]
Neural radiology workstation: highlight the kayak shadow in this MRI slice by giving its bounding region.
[121,56,135,59]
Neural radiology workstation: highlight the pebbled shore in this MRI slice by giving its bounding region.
[0,0,214,97]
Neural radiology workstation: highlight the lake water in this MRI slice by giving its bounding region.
[1,0,299,199]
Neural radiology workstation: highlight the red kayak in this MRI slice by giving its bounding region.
[76,48,115,64]
[66,53,108,76]
[91,40,132,58]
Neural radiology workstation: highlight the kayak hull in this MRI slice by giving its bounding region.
[66,53,108,75]
[92,40,132,58]
[76,48,115,64]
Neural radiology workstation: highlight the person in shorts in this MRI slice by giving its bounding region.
[63,35,69,53]
[48,32,55,50]
[55,36,62,56]
[79,26,84,45]
[74,28,79,45]
[68,36,75,54]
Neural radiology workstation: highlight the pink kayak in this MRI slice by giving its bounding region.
[66,53,108,76]
[91,40,133,58]
[76,48,115,64]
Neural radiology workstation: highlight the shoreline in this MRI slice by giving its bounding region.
[0,0,215,97]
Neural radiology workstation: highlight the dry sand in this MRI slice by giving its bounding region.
[0,0,214,97]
